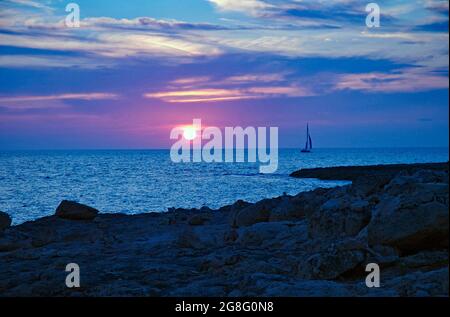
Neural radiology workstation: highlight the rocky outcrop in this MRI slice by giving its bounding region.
[0,162,447,297]
[367,170,449,253]
[55,200,99,221]
[290,162,448,181]
[0,211,11,233]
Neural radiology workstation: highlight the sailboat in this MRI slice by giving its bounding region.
[301,123,313,153]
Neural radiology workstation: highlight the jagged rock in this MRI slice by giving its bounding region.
[0,163,448,296]
[55,200,99,221]
[0,211,12,232]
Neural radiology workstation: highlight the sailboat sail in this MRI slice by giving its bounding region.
[301,124,312,152]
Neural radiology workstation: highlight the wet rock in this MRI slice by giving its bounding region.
[55,200,99,221]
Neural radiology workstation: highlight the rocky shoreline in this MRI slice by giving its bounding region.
[0,162,448,296]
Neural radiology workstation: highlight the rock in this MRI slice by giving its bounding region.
[397,250,448,270]
[0,237,23,252]
[218,199,252,213]
[188,214,210,226]
[0,211,12,232]
[308,198,371,240]
[351,175,393,197]
[55,200,99,221]
[383,267,449,297]
[236,222,287,246]
[0,163,448,297]
[268,195,303,221]
[223,229,239,244]
[292,188,331,218]
[236,221,308,248]
[263,280,353,297]
[368,182,449,252]
[230,199,274,227]
[298,248,366,280]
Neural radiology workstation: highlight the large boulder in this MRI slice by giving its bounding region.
[55,200,99,221]
[368,178,449,252]
[0,211,12,232]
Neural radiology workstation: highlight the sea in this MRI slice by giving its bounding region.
[0,148,448,224]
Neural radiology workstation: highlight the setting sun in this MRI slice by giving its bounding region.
[182,126,197,140]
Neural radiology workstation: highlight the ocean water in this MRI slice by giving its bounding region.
[0,148,448,224]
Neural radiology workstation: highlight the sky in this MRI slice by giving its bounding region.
[0,0,448,149]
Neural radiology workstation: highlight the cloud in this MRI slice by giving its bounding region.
[4,0,53,11]
[0,0,448,93]
[82,17,230,31]
[0,93,120,111]
[144,84,314,103]
[424,0,449,15]
[0,93,119,105]
[0,54,114,69]
[0,31,222,59]
[207,0,273,15]
[334,68,449,93]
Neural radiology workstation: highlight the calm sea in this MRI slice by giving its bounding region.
[0,148,448,224]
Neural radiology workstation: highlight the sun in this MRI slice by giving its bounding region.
[183,126,197,141]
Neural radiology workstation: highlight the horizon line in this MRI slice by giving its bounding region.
[1,146,449,152]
